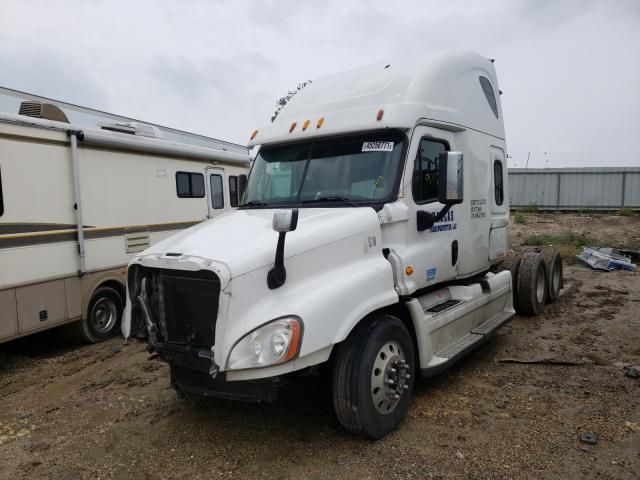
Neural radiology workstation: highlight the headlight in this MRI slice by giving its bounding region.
[227,317,302,370]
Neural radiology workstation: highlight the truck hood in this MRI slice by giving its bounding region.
[141,208,381,278]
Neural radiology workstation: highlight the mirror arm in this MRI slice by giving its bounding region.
[417,203,453,232]
[267,232,288,289]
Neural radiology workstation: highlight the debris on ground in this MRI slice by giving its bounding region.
[625,421,640,432]
[580,434,598,445]
[625,365,640,378]
[576,247,637,271]
[498,357,586,366]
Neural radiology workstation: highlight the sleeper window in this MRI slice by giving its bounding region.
[210,174,224,209]
[479,76,499,119]
[494,160,504,205]
[176,172,205,198]
[412,139,447,204]
[229,176,239,207]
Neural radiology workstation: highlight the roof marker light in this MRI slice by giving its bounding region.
[377,109,384,121]
[250,130,258,140]
[289,122,297,133]
[316,117,324,129]
[302,119,310,131]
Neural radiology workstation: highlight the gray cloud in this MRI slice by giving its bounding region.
[0,0,638,166]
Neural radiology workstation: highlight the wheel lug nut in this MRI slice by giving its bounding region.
[402,385,409,390]
[385,379,396,386]
[389,368,397,374]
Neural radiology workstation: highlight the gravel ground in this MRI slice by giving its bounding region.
[1,213,639,479]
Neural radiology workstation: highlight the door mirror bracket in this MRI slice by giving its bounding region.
[268,209,299,289]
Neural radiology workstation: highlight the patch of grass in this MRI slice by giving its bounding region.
[520,204,539,213]
[619,207,634,217]
[522,231,593,264]
[513,212,527,225]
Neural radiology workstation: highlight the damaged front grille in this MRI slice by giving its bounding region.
[133,267,220,348]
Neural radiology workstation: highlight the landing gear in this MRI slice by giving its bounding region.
[332,314,415,439]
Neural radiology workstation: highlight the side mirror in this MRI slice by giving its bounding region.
[272,209,299,233]
[438,152,464,205]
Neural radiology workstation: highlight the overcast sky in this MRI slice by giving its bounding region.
[1,0,639,167]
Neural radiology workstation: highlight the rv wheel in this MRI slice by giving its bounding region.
[516,251,547,316]
[332,314,415,439]
[80,287,124,343]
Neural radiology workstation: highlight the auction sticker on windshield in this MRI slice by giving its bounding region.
[362,141,394,152]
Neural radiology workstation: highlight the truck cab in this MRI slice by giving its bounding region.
[123,51,552,438]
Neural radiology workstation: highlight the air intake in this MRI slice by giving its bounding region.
[18,101,70,123]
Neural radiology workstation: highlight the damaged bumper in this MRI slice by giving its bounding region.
[152,342,279,402]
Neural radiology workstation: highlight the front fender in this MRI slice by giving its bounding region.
[218,228,398,378]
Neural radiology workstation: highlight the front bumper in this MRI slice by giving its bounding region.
[153,341,280,402]
[170,365,279,403]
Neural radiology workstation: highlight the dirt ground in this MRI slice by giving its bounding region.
[1,213,639,480]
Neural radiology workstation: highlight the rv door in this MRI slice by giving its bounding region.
[206,167,226,219]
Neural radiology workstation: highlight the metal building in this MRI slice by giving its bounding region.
[509,167,640,210]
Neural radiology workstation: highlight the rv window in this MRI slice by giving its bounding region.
[479,76,499,119]
[494,160,504,205]
[412,138,447,204]
[176,172,205,198]
[0,167,3,216]
[210,174,224,209]
[229,176,238,207]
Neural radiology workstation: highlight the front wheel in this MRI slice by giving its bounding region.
[332,314,415,439]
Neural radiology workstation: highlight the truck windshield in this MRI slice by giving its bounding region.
[240,131,405,208]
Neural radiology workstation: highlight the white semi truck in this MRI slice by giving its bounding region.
[122,50,563,438]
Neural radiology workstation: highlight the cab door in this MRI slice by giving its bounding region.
[206,167,226,219]
[401,127,459,293]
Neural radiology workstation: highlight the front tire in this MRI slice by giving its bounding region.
[79,286,124,343]
[332,314,415,439]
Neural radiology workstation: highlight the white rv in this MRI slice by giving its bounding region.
[123,51,562,438]
[0,102,249,344]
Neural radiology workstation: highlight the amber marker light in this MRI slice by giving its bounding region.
[377,109,384,121]
[250,130,258,140]
[405,266,414,276]
[289,122,297,133]
[302,119,310,131]
[316,117,325,129]
[283,319,302,362]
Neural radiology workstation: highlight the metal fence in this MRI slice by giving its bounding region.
[508,167,640,210]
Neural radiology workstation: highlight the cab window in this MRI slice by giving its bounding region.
[412,139,447,204]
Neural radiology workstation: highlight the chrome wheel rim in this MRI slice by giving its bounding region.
[90,298,117,334]
[371,341,411,414]
[536,266,546,303]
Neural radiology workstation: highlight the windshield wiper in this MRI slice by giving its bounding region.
[239,200,269,207]
[302,196,359,207]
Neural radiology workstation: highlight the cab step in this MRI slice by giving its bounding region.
[435,332,483,358]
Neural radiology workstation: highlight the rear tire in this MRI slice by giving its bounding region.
[542,249,563,303]
[516,252,547,316]
[510,253,523,312]
[332,314,415,439]
[79,287,124,343]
